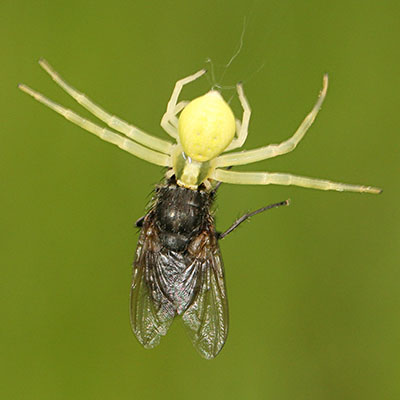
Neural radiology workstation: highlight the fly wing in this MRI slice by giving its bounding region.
[130,216,175,349]
[182,228,229,359]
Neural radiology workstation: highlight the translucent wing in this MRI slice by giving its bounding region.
[182,229,229,359]
[130,217,176,349]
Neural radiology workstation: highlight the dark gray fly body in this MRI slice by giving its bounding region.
[131,175,288,359]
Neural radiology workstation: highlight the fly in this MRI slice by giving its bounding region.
[132,175,288,358]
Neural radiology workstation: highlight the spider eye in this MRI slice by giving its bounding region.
[178,91,236,162]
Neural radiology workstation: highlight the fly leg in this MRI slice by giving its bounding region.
[217,199,290,240]
[135,216,145,228]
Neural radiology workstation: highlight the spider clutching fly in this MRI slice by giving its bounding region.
[19,60,381,359]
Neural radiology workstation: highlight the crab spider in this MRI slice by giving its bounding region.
[19,60,381,194]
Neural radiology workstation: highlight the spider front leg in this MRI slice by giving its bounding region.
[161,69,207,138]
[211,169,382,194]
[37,59,173,154]
[19,84,172,167]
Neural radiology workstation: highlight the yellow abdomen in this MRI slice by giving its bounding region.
[178,91,236,162]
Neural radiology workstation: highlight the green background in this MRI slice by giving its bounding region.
[2,1,399,399]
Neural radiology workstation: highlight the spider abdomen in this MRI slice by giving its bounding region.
[178,90,236,162]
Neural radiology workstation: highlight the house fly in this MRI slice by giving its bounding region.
[131,175,288,359]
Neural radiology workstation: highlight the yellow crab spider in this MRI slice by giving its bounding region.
[19,59,381,194]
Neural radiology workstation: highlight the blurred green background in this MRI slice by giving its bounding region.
[2,1,399,399]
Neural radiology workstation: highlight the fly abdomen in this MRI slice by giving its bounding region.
[158,232,191,252]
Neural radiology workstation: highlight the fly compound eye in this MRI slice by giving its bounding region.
[178,90,236,162]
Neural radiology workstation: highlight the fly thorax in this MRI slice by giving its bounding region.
[154,183,209,251]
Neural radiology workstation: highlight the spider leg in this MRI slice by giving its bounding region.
[217,199,289,240]
[211,168,382,194]
[209,166,233,197]
[38,59,173,154]
[19,84,171,167]
[215,75,328,168]
[166,100,190,131]
[224,82,251,151]
[175,100,190,115]
[160,69,207,138]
